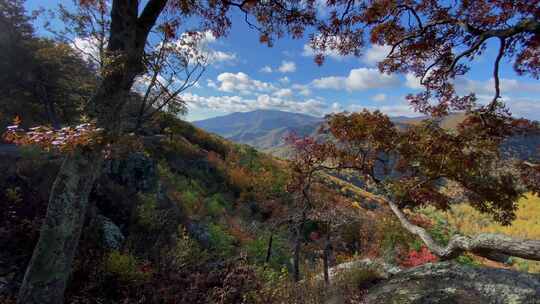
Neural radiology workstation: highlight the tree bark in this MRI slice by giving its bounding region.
[293,212,306,282]
[17,150,103,304]
[265,233,273,265]
[386,197,540,261]
[323,233,332,285]
[17,1,168,303]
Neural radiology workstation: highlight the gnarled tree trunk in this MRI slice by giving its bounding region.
[386,198,540,261]
[351,187,540,261]
[16,1,168,303]
[17,150,102,304]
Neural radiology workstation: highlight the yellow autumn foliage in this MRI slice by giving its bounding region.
[441,194,540,272]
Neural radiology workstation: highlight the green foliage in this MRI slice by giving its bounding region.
[164,226,208,271]
[205,193,227,218]
[5,187,22,204]
[135,194,159,230]
[245,233,290,270]
[379,217,416,257]
[208,223,235,258]
[103,251,151,285]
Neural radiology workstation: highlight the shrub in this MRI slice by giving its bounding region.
[400,246,438,267]
[103,251,152,285]
[208,223,236,258]
[245,232,290,270]
[135,194,159,230]
[205,193,227,218]
[162,226,208,271]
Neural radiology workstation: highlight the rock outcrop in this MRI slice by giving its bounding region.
[364,262,540,304]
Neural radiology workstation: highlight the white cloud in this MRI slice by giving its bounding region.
[346,68,399,90]
[454,77,540,96]
[209,50,237,64]
[215,72,275,95]
[260,65,273,73]
[302,34,354,61]
[312,76,346,90]
[273,88,294,98]
[70,36,104,65]
[278,60,297,73]
[184,93,333,116]
[405,73,423,90]
[503,97,540,120]
[176,30,237,65]
[371,93,387,102]
[302,43,348,61]
[279,76,290,84]
[312,68,400,91]
[348,103,419,117]
[361,44,391,66]
[291,84,311,96]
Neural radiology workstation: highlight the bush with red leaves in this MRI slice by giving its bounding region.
[400,246,438,268]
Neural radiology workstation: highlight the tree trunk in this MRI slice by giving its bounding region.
[16,2,168,303]
[17,149,103,304]
[293,212,306,282]
[265,233,273,265]
[323,233,332,285]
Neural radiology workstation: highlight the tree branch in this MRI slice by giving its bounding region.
[137,0,168,46]
[489,37,506,111]
[386,198,540,261]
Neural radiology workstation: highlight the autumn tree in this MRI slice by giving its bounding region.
[289,0,540,269]
[0,0,96,129]
[310,0,540,117]
[286,134,329,281]
[291,110,540,263]
[5,0,540,303]
[4,1,316,303]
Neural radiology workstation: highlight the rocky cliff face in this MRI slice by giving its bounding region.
[365,262,540,304]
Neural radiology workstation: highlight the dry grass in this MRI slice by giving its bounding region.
[440,194,540,272]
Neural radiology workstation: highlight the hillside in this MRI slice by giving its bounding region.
[195,110,540,161]
[193,109,323,149]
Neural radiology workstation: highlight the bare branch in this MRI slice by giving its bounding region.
[489,37,506,111]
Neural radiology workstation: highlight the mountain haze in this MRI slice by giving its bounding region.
[194,110,540,161]
[193,109,323,151]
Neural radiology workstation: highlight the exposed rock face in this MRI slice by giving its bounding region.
[365,262,540,304]
[103,152,157,192]
[94,214,125,250]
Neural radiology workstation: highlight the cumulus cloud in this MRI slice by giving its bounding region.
[209,50,237,64]
[361,44,391,66]
[312,68,400,91]
[70,37,104,65]
[273,88,294,98]
[405,73,423,90]
[278,60,297,73]
[260,65,273,73]
[312,76,345,90]
[348,103,419,117]
[291,84,311,96]
[279,76,290,84]
[371,93,387,102]
[454,77,540,96]
[215,72,275,94]
[184,93,333,116]
[347,68,399,90]
[302,43,347,61]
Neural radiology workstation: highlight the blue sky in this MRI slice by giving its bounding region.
[25,1,540,121]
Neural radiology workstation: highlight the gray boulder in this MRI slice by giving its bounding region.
[103,152,157,192]
[365,262,540,304]
[94,214,125,250]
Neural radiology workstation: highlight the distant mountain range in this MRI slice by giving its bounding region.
[193,109,539,161]
[193,110,324,155]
